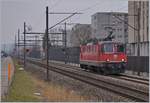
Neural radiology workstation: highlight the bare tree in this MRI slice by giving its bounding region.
[70,24,92,46]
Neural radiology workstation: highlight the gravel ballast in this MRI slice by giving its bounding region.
[23,62,139,102]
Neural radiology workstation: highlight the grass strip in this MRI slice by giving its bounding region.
[4,62,40,102]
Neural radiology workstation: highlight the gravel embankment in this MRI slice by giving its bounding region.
[24,62,136,102]
[49,63,149,93]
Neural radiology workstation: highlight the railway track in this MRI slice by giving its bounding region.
[50,61,149,86]
[114,74,149,85]
[25,58,149,102]
[29,58,149,86]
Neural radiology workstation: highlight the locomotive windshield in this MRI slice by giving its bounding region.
[102,43,114,52]
[102,43,124,53]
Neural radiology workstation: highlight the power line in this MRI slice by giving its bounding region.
[48,12,81,30]
[79,1,104,12]
[49,12,82,14]
[49,0,62,10]
[49,1,106,28]
[71,1,128,24]
[70,1,109,24]
[31,0,62,31]
[112,14,138,31]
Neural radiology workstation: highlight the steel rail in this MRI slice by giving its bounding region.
[111,75,149,85]
[25,58,149,102]
[30,57,149,86]
[120,73,149,81]
[48,60,149,86]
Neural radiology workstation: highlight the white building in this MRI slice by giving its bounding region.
[91,12,128,43]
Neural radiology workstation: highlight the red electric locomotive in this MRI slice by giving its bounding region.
[80,41,127,74]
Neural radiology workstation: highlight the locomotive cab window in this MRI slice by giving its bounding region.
[101,43,114,53]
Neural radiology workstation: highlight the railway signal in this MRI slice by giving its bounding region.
[26,49,30,53]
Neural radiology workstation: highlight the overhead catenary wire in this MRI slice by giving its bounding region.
[49,0,122,29]
[71,1,128,24]
[48,12,80,30]
[30,0,62,32]
[49,0,62,10]
[49,0,107,29]
[70,1,106,23]
[112,14,138,31]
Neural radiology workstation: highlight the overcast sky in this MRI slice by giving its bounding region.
[0,0,128,44]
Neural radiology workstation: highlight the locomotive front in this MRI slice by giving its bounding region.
[99,41,127,73]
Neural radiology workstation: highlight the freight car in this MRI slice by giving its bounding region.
[80,41,127,75]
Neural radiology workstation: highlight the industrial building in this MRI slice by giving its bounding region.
[49,28,65,46]
[128,0,149,56]
[126,0,149,74]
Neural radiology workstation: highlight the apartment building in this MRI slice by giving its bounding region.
[91,12,128,43]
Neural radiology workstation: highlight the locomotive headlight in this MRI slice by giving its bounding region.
[122,59,125,61]
[106,59,110,62]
